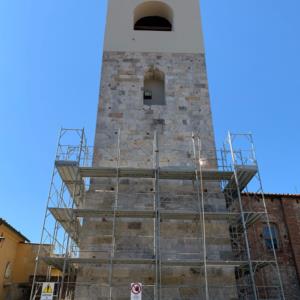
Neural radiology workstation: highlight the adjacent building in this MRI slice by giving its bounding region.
[0,219,59,300]
[244,193,300,299]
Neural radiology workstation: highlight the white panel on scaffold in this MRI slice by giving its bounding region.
[41,282,54,300]
[131,283,142,300]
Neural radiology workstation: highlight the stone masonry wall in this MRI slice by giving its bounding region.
[94,51,216,167]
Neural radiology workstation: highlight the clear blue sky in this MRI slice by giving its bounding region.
[0,0,299,242]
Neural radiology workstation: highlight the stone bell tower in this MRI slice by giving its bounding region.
[75,1,237,299]
[95,0,216,156]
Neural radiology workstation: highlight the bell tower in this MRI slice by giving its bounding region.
[94,0,216,168]
[76,1,237,299]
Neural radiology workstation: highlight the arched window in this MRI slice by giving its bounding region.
[4,262,12,279]
[144,68,165,106]
[263,224,279,250]
[134,1,173,32]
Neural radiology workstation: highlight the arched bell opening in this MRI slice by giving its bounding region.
[134,1,173,32]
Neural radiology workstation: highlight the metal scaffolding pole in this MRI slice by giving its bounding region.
[109,129,121,300]
[227,132,258,300]
[30,128,88,300]
[247,134,286,300]
[30,128,66,300]
[59,129,86,300]
[192,134,209,299]
[197,137,209,300]
[154,131,161,300]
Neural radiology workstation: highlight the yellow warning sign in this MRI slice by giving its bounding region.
[43,284,53,294]
[41,282,54,300]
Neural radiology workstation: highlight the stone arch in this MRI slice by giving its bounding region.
[134,1,173,31]
[143,67,166,105]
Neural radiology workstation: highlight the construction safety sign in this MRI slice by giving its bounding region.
[131,282,142,300]
[41,282,55,300]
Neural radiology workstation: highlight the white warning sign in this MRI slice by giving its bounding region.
[41,282,55,300]
[131,282,142,300]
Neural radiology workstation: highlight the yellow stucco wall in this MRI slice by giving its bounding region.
[14,243,43,283]
[0,222,60,300]
[0,224,21,299]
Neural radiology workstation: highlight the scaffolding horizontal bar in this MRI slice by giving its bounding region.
[50,207,264,221]
[42,256,276,270]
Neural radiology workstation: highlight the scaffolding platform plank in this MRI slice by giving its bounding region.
[236,212,264,232]
[56,161,257,194]
[42,256,276,270]
[49,208,264,229]
[224,165,258,196]
[80,165,234,181]
[55,160,85,206]
[54,160,232,181]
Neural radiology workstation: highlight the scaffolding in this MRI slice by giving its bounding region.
[30,128,286,300]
